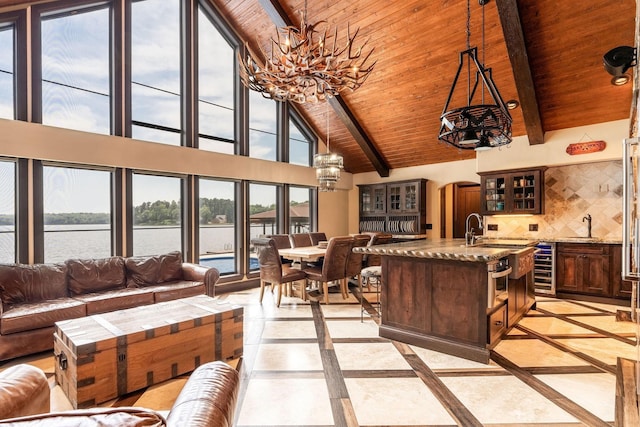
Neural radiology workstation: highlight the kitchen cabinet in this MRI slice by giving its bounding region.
[358,179,427,235]
[387,180,421,213]
[611,244,633,299]
[360,184,386,215]
[479,167,546,215]
[555,243,611,296]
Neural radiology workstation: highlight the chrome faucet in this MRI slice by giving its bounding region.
[582,213,592,238]
[465,213,483,246]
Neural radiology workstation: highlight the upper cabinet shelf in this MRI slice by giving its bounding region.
[358,179,427,235]
[479,168,546,215]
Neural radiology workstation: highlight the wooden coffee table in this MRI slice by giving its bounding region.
[54,294,243,408]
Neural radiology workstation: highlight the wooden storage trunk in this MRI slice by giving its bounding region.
[54,295,243,408]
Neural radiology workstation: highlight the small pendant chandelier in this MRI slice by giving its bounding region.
[438,0,512,151]
[313,103,343,191]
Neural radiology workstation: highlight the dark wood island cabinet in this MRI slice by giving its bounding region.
[355,239,537,364]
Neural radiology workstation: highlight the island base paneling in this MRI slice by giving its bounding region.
[380,256,491,364]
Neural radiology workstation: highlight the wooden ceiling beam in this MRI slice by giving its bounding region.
[496,0,544,145]
[257,0,390,176]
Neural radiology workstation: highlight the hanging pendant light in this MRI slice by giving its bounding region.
[238,0,375,104]
[313,103,343,191]
[438,0,512,150]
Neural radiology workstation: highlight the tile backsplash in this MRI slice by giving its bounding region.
[483,160,623,241]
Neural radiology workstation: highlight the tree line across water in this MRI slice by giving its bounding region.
[0,197,303,226]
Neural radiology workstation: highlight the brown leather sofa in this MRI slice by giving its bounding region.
[0,361,239,427]
[0,251,220,361]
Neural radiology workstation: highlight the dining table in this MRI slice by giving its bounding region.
[278,245,327,269]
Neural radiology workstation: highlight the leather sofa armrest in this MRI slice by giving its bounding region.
[0,364,50,420]
[166,361,239,427]
[182,263,220,297]
[0,407,166,426]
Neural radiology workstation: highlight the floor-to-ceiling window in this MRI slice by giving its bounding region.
[0,0,319,279]
[0,23,14,120]
[197,5,235,154]
[0,159,15,263]
[249,183,278,272]
[42,165,112,262]
[249,91,277,160]
[131,173,183,256]
[198,178,240,274]
[131,0,181,145]
[289,114,313,166]
[289,186,312,234]
[39,4,110,134]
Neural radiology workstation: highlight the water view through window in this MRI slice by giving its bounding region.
[0,160,15,263]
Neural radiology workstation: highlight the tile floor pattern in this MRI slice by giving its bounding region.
[1,286,637,426]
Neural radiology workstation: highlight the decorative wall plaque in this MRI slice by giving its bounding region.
[565,140,606,155]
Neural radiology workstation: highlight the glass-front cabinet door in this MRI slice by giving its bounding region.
[510,171,541,213]
[359,184,386,215]
[480,168,545,215]
[483,176,506,213]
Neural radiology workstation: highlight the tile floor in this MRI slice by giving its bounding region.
[1,285,637,426]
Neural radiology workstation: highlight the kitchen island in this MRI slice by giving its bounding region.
[353,239,537,363]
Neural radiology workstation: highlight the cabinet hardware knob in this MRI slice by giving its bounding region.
[494,321,503,326]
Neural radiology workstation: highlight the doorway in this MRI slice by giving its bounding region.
[453,183,481,238]
[440,182,481,239]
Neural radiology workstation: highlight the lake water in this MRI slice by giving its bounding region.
[0,224,278,267]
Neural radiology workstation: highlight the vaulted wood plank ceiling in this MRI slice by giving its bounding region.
[217,0,635,175]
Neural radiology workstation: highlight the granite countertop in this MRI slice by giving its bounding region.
[537,237,622,244]
[353,239,532,262]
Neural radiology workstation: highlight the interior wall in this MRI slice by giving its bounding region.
[483,160,623,241]
[351,119,630,240]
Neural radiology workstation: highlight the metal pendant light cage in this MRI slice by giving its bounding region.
[438,1,513,151]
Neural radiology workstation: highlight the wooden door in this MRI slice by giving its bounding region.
[454,184,480,239]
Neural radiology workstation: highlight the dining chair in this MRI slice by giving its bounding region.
[252,238,307,307]
[308,232,328,245]
[265,234,293,265]
[361,232,393,291]
[345,234,371,297]
[289,233,313,248]
[303,236,353,304]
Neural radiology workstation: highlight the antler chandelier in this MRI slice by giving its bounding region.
[238,0,375,104]
[438,0,512,151]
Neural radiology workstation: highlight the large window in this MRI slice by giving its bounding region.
[40,5,110,134]
[249,91,277,160]
[0,24,13,120]
[42,165,112,262]
[249,183,278,271]
[0,160,15,263]
[132,173,183,256]
[198,6,235,154]
[131,0,181,145]
[198,178,240,274]
[289,116,313,166]
[289,186,312,234]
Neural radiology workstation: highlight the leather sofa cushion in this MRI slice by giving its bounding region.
[126,252,183,288]
[0,407,167,426]
[0,263,68,306]
[152,281,205,303]
[1,298,86,335]
[0,364,49,420]
[67,257,126,295]
[72,287,155,315]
